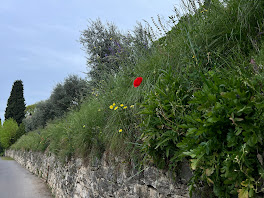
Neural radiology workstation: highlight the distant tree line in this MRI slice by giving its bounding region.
[23,75,88,132]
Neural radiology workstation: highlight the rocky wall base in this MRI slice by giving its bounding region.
[5,150,193,198]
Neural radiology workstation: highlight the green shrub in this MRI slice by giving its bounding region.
[14,123,26,143]
[177,70,264,197]
[140,68,194,168]
[12,131,41,151]
[0,119,18,149]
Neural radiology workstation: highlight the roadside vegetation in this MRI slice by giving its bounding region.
[1,156,14,160]
[5,0,264,197]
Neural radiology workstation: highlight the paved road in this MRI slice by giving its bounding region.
[0,157,53,198]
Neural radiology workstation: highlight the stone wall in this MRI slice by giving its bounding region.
[5,150,194,198]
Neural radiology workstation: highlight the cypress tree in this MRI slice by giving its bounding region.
[5,80,26,125]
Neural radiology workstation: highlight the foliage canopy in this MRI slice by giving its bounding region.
[5,80,26,125]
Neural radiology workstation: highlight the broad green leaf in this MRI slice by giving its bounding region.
[186,128,197,136]
[221,92,235,99]
[235,118,244,122]
[205,168,214,176]
[249,188,254,197]
[247,134,258,147]
[155,137,171,149]
[237,106,253,114]
[183,151,196,158]
[166,148,170,158]
[241,180,248,187]
[238,188,248,198]
[178,124,188,129]
[207,117,218,123]
[190,158,199,170]
[190,155,203,170]
[235,127,243,136]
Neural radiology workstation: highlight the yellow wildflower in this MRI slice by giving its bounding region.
[114,106,118,110]
[123,106,127,109]
[192,55,195,59]
[130,105,134,108]
[119,129,123,133]
[113,103,116,106]
[110,37,112,40]
[120,104,124,107]
[109,105,114,109]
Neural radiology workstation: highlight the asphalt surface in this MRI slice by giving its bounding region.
[0,157,53,198]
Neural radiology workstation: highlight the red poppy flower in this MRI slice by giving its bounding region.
[133,77,143,87]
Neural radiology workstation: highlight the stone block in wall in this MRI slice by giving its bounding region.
[178,158,193,185]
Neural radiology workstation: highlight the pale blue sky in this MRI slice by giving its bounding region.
[0,0,180,121]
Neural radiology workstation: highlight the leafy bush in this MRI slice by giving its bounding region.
[0,118,18,149]
[176,70,264,197]
[12,131,41,151]
[140,68,193,168]
[14,123,26,143]
[139,0,264,196]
